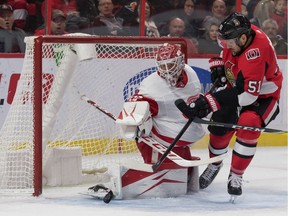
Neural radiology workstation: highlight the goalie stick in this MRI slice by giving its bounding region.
[80,95,116,121]
[79,93,226,171]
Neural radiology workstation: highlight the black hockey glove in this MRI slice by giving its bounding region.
[209,57,227,87]
[189,94,221,119]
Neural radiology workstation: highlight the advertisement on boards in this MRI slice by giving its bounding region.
[0,57,286,134]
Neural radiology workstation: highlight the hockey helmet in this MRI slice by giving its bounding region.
[218,12,251,40]
[156,43,185,87]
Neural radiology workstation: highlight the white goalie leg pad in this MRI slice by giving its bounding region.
[116,101,152,139]
[88,165,189,200]
[187,166,200,193]
[121,167,188,199]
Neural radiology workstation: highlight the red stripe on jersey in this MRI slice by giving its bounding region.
[151,127,192,147]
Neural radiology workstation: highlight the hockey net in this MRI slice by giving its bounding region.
[0,34,187,196]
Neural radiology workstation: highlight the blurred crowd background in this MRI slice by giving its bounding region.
[0,0,287,55]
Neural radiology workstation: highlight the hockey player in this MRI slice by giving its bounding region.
[178,12,283,199]
[113,43,206,198]
[87,43,208,202]
[121,43,205,165]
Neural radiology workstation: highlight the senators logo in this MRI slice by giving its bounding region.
[224,61,236,87]
[245,48,260,60]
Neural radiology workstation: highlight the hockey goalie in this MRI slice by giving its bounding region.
[87,43,206,202]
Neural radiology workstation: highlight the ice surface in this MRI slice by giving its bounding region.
[1,147,287,216]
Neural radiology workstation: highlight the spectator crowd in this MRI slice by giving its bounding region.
[0,0,287,55]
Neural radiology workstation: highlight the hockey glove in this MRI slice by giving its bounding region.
[209,57,227,87]
[190,94,220,118]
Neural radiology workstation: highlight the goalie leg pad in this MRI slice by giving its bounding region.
[187,166,199,193]
[88,165,193,200]
[121,167,188,199]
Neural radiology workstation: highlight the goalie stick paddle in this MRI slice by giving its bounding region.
[121,153,226,173]
[138,137,226,172]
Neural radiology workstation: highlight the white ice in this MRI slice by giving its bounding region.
[1,146,287,216]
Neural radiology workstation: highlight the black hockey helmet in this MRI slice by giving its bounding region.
[218,12,251,40]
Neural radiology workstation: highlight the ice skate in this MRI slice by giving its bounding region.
[199,162,223,189]
[88,184,114,203]
[228,172,243,203]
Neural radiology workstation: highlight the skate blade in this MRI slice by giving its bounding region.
[229,195,239,203]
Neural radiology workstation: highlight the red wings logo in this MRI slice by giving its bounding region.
[187,94,199,105]
[245,48,260,60]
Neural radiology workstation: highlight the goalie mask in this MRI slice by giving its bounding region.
[156,43,185,87]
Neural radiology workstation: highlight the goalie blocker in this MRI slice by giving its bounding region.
[87,101,203,201]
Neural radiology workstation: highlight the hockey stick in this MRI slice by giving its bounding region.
[138,137,226,169]
[193,117,287,134]
[80,95,117,121]
[151,78,221,172]
[175,99,287,134]
[79,92,225,171]
[151,116,195,172]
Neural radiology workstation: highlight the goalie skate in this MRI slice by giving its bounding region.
[84,184,114,204]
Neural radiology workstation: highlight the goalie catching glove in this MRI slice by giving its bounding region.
[116,101,152,139]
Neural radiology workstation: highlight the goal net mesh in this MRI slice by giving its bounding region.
[0,35,186,194]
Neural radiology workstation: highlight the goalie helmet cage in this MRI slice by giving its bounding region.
[0,35,188,196]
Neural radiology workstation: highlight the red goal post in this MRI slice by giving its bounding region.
[0,35,188,196]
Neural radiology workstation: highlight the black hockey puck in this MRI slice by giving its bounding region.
[103,190,114,204]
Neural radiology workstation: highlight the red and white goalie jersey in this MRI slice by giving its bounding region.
[129,64,205,147]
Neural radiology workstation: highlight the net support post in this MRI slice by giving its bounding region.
[33,36,43,196]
